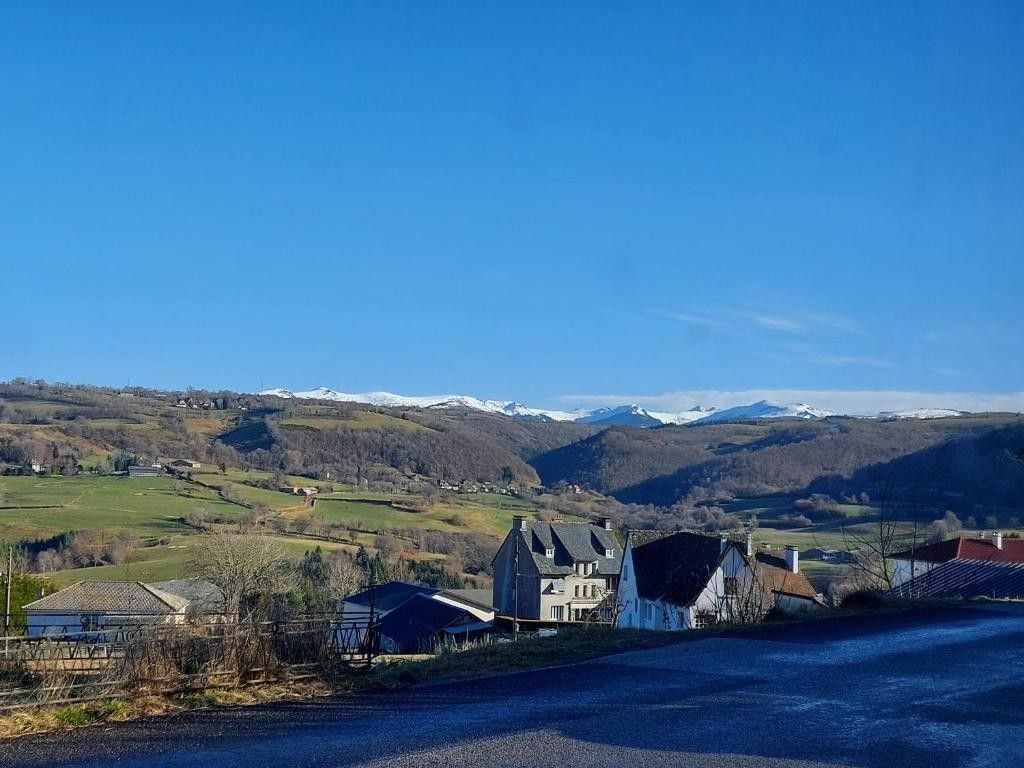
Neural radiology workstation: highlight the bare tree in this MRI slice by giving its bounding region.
[325,550,366,601]
[839,482,931,593]
[190,534,295,620]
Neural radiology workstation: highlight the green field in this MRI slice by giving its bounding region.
[0,476,242,541]
[0,474,527,585]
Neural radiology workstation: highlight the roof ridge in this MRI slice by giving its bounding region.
[140,582,190,610]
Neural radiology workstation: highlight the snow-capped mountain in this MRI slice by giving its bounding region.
[576,405,666,428]
[257,387,966,426]
[876,408,966,420]
[262,387,583,422]
[697,400,835,423]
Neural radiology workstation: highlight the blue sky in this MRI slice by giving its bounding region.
[2,3,1022,412]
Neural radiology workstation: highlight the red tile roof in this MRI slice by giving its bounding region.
[891,536,1024,564]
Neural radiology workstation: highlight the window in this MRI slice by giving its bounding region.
[724,576,739,597]
[605,548,614,558]
[550,605,564,621]
[575,585,581,598]
[692,610,717,630]
[622,564,629,581]
[545,547,554,558]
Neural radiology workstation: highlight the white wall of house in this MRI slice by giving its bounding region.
[26,610,184,637]
[890,558,938,588]
[689,546,748,626]
[616,544,642,628]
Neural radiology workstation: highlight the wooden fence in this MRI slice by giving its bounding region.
[0,612,380,711]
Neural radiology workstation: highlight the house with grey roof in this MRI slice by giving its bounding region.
[23,581,191,637]
[492,516,622,624]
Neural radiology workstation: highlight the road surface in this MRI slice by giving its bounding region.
[3,604,1023,768]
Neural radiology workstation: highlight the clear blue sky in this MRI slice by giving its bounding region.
[2,3,1021,411]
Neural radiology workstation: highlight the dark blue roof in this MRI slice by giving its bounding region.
[378,594,488,653]
[345,581,437,612]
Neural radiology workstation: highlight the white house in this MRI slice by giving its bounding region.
[617,531,821,631]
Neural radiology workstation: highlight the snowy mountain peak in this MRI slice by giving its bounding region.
[256,387,964,426]
[681,400,835,424]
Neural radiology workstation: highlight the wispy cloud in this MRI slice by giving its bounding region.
[557,389,1024,415]
[658,311,729,330]
[804,312,864,334]
[752,314,804,333]
[811,354,893,368]
[656,307,861,337]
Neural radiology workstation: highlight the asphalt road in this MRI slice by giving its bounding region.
[3,604,1023,768]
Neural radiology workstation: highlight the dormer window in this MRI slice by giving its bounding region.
[545,547,554,558]
[604,548,614,558]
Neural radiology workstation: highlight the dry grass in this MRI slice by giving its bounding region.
[0,679,335,740]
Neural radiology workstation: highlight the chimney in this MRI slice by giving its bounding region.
[994,532,1003,550]
[512,515,528,532]
[599,517,613,531]
[784,545,799,574]
[720,533,729,554]
[745,530,753,557]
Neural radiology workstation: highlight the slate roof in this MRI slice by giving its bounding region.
[888,559,1024,600]
[150,580,225,613]
[628,531,729,606]
[891,536,1024,565]
[519,522,622,576]
[23,582,189,614]
[753,554,820,601]
[345,581,438,612]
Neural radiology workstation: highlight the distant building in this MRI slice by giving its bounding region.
[170,459,202,469]
[127,464,163,477]
[491,517,622,624]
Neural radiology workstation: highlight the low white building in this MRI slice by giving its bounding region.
[22,581,190,638]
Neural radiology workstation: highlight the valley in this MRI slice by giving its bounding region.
[2,379,1023,595]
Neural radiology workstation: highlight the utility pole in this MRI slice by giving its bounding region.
[3,545,12,655]
[512,535,519,643]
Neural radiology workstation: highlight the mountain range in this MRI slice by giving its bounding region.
[258,387,966,427]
